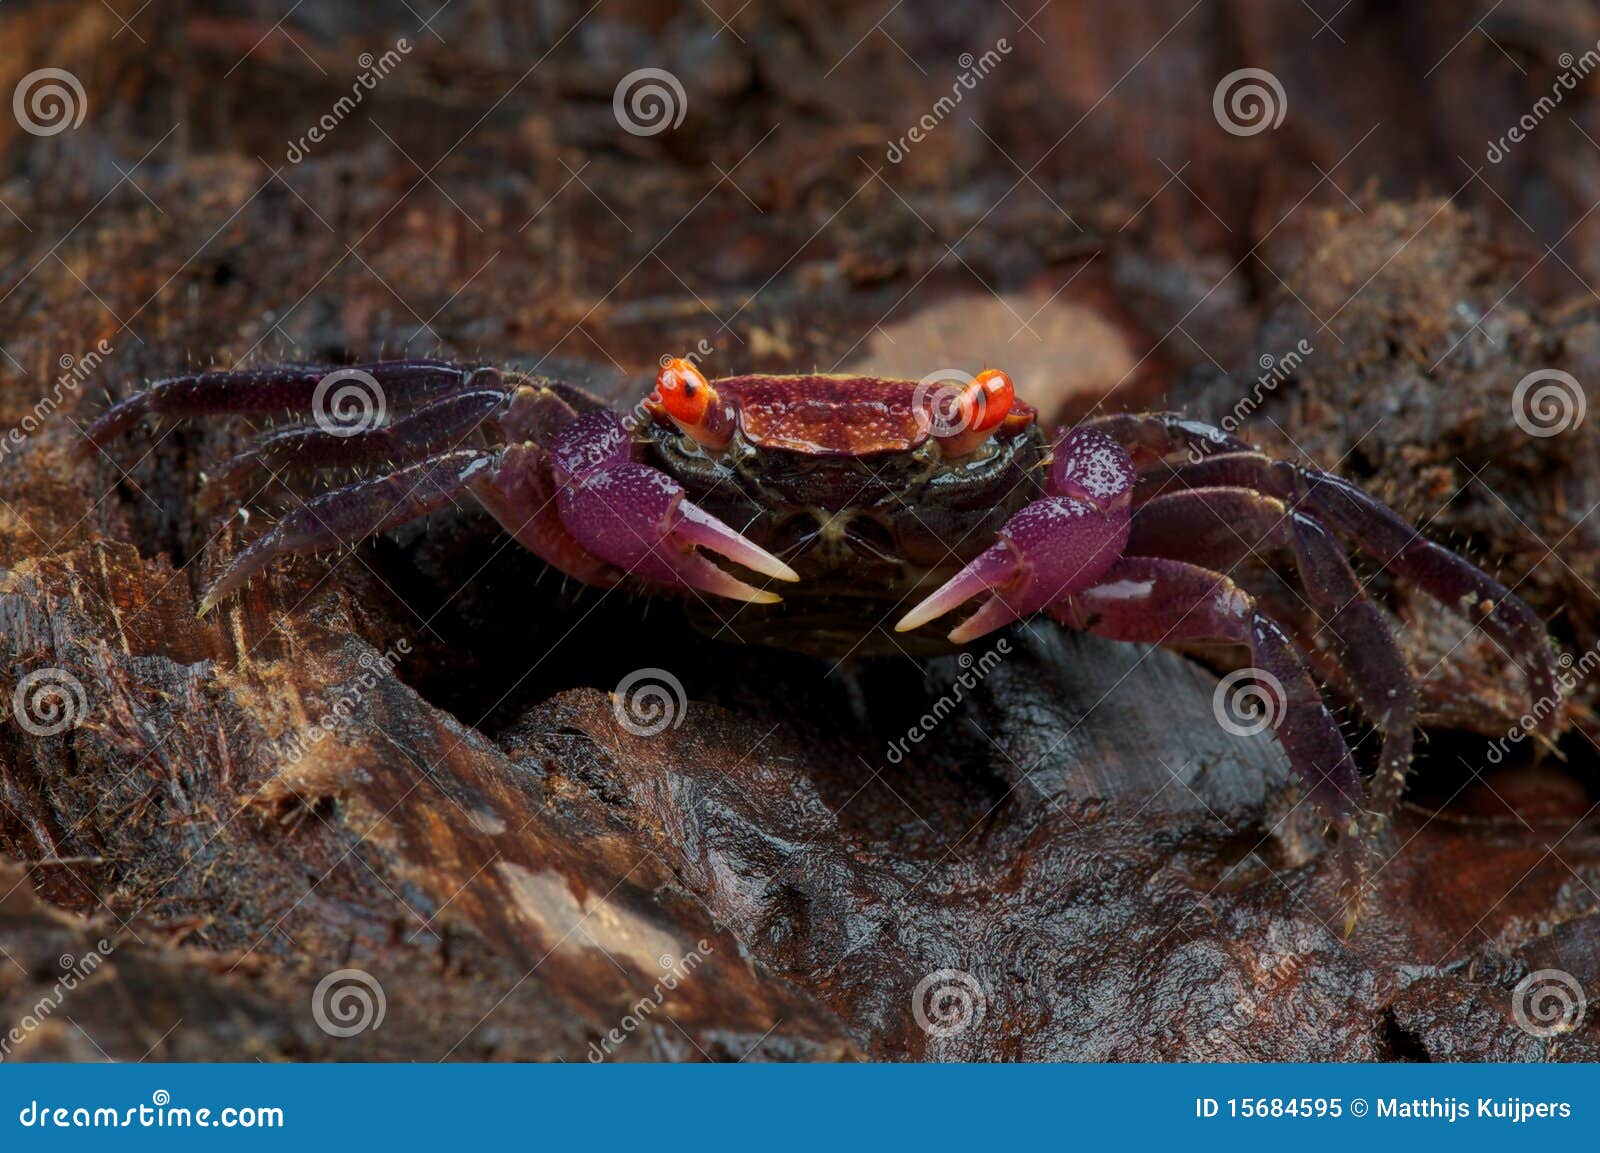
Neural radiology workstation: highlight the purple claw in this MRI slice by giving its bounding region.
[557,461,797,604]
[897,427,1134,643]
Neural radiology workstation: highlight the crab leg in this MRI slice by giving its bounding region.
[549,411,799,604]
[205,388,511,502]
[198,450,486,613]
[896,428,1135,642]
[1088,416,1560,731]
[82,360,488,449]
[1054,556,1364,879]
[1130,486,1417,812]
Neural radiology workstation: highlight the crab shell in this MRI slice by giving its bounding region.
[638,374,1047,654]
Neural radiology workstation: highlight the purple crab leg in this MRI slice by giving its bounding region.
[1089,415,1560,734]
[205,388,510,501]
[1055,555,1364,913]
[198,449,486,613]
[1130,486,1417,812]
[1293,469,1559,724]
[896,427,1135,642]
[549,410,799,604]
[82,360,486,449]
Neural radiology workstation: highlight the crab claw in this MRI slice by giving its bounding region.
[896,496,1129,643]
[558,461,797,604]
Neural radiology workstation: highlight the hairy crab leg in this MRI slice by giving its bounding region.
[1087,417,1560,731]
[205,389,511,504]
[896,427,1135,642]
[199,449,487,613]
[1130,486,1417,812]
[549,410,799,604]
[1053,555,1365,919]
[82,360,489,450]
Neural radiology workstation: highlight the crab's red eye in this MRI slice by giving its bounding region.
[651,357,734,449]
[964,368,1014,433]
[935,367,1015,457]
[655,358,712,424]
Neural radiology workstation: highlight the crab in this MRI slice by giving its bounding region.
[84,356,1560,911]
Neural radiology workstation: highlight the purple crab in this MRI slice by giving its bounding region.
[84,356,1561,912]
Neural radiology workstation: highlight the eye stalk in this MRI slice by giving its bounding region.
[936,367,1015,457]
[650,357,735,450]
